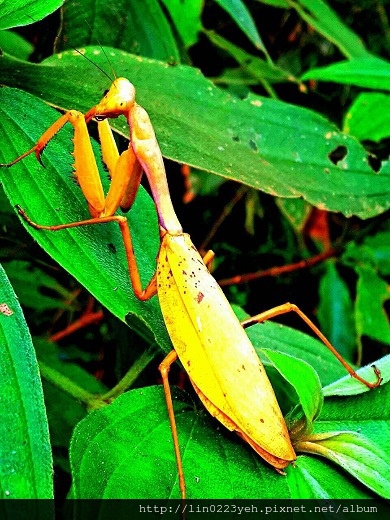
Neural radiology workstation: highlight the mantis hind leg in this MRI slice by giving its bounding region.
[158,350,186,500]
[202,249,215,269]
[240,302,382,389]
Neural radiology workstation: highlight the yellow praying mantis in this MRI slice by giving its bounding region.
[1,74,382,499]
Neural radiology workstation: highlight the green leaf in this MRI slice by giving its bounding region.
[0,0,64,31]
[302,56,390,90]
[340,234,390,350]
[1,52,389,220]
[355,265,390,346]
[275,197,311,233]
[288,0,369,59]
[317,262,357,361]
[259,0,288,7]
[287,455,375,498]
[161,0,203,48]
[3,260,73,311]
[70,386,291,499]
[35,339,108,450]
[57,0,180,62]
[0,264,53,498]
[319,378,390,449]
[295,431,390,498]
[323,354,390,396]
[262,349,323,424]
[213,0,268,53]
[69,383,390,499]
[304,378,390,496]
[206,30,302,85]
[343,230,390,277]
[0,29,34,60]
[343,93,390,142]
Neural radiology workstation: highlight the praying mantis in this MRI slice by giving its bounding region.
[1,74,382,500]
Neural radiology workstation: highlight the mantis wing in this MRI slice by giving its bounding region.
[157,233,296,469]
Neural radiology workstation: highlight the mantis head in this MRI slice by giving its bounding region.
[85,78,136,121]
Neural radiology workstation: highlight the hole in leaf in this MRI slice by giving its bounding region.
[362,138,390,172]
[328,145,348,165]
[367,154,382,172]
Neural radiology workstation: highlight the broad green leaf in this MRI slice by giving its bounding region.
[287,455,375,499]
[302,380,390,497]
[262,349,323,425]
[302,56,390,90]
[295,431,390,498]
[0,0,64,30]
[161,0,203,48]
[69,384,389,500]
[288,0,369,59]
[57,0,180,62]
[343,230,390,277]
[0,264,53,498]
[1,51,389,220]
[319,378,390,452]
[323,354,390,396]
[213,0,268,53]
[355,265,390,346]
[0,29,34,60]
[317,262,356,361]
[70,386,291,499]
[3,261,73,311]
[35,339,108,450]
[275,197,311,233]
[206,30,302,85]
[259,0,288,6]
[344,93,390,142]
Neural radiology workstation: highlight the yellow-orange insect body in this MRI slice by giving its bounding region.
[157,232,296,470]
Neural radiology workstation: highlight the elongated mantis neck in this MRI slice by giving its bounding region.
[145,168,182,234]
[126,103,183,234]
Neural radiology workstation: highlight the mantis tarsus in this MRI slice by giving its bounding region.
[1,74,382,499]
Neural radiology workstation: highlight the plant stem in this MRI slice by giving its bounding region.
[38,361,101,408]
[101,344,158,401]
[218,246,343,287]
[39,344,158,410]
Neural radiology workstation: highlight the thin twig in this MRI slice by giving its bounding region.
[50,309,104,342]
[200,185,247,253]
[218,246,342,287]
